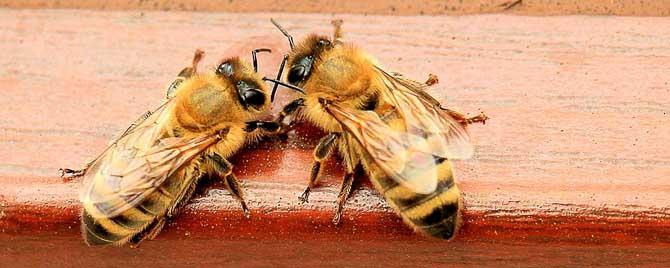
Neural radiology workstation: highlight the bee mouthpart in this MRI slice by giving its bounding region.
[318,98,331,106]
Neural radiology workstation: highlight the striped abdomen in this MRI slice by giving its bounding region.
[81,166,200,246]
[366,157,461,239]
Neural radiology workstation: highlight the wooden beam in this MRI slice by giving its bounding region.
[1,9,669,265]
[1,0,670,16]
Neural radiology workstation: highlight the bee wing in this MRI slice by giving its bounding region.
[326,103,439,194]
[375,66,474,159]
[80,100,219,218]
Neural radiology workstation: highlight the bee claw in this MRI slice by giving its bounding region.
[425,73,439,86]
[463,112,489,126]
[479,112,489,125]
[298,188,311,203]
[331,19,343,27]
[239,201,251,218]
[332,214,342,225]
[59,168,85,181]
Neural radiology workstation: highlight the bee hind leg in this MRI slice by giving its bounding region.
[59,161,93,181]
[331,19,344,43]
[128,218,167,248]
[145,218,166,240]
[166,49,205,99]
[273,98,306,135]
[223,174,250,218]
[332,139,358,225]
[59,168,86,179]
[443,108,489,126]
[332,171,355,225]
[299,132,340,203]
[425,74,439,86]
[205,152,250,218]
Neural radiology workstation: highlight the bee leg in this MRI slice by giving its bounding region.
[59,167,87,180]
[299,133,340,203]
[145,218,166,240]
[205,152,250,218]
[245,120,282,136]
[331,19,344,43]
[127,217,167,248]
[273,98,306,135]
[166,49,205,99]
[425,74,439,86]
[332,171,355,225]
[59,160,94,181]
[443,108,489,126]
[275,98,305,124]
[224,173,250,218]
[332,137,358,224]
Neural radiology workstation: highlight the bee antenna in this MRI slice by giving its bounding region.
[251,48,272,73]
[263,77,306,97]
[270,54,289,102]
[270,18,295,49]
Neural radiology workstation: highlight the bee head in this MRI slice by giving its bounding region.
[215,57,269,112]
[286,34,333,86]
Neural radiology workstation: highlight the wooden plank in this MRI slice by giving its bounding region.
[1,0,670,16]
[1,9,669,266]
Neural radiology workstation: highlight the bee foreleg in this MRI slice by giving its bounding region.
[299,132,340,203]
[245,120,282,136]
[275,98,305,125]
[205,152,250,218]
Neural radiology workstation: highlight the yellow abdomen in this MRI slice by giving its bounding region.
[81,165,200,246]
[362,152,462,240]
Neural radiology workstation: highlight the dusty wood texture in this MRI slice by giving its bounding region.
[2,0,670,16]
[1,9,670,266]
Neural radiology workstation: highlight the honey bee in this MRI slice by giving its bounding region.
[270,19,488,239]
[60,48,288,246]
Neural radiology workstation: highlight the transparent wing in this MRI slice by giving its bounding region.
[375,66,473,159]
[80,100,219,218]
[326,103,439,194]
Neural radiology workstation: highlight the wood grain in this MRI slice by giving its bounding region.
[1,0,670,16]
[0,9,669,266]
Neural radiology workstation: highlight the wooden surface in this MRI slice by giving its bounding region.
[2,0,670,16]
[1,8,670,266]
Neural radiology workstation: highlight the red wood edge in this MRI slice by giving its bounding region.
[2,181,669,245]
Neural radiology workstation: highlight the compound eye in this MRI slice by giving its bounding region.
[216,62,234,77]
[287,56,313,84]
[287,65,307,84]
[237,81,266,108]
[242,89,266,107]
